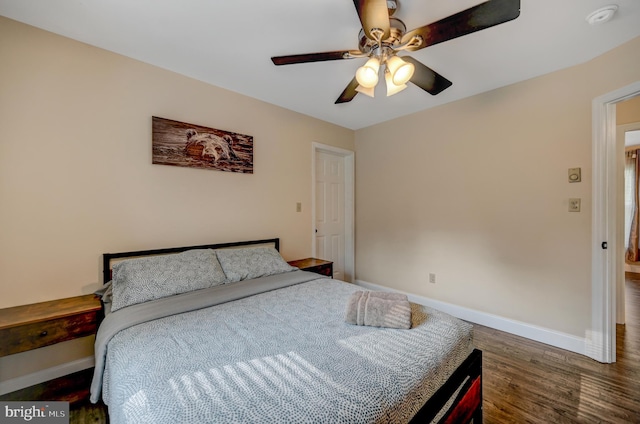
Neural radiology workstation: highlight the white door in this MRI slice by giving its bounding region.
[315,151,346,280]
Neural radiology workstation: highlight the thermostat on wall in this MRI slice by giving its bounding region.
[568,168,581,183]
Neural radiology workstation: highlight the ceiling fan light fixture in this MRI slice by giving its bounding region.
[385,71,407,96]
[386,55,414,86]
[355,57,380,88]
[355,84,375,98]
[272,0,522,104]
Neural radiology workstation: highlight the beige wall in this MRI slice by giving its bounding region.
[355,36,640,338]
[0,17,354,382]
[0,16,354,309]
[618,95,640,125]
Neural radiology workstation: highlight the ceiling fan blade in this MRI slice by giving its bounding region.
[353,0,391,40]
[401,0,521,52]
[335,77,360,104]
[403,56,452,95]
[272,50,361,66]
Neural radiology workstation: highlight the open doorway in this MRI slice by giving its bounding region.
[618,97,640,332]
[591,82,640,364]
[618,116,640,395]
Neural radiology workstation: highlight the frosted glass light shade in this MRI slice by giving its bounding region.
[385,72,407,96]
[355,58,380,88]
[386,55,414,85]
[355,84,375,98]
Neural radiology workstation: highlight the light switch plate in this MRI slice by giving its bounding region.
[569,198,581,212]
[568,168,581,183]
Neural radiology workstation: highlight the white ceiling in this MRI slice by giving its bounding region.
[1,0,639,130]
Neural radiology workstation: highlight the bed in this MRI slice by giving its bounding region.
[90,238,482,423]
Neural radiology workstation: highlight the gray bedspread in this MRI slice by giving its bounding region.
[92,271,473,423]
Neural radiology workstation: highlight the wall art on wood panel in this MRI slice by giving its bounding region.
[152,116,253,174]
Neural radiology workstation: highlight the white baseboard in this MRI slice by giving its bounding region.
[0,356,95,396]
[355,279,587,356]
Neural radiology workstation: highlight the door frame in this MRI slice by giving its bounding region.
[591,80,640,363]
[311,142,355,282]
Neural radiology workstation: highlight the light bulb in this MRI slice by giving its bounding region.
[355,84,375,98]
[386,56,414,86]
[385,71,407,96]
[355,58,380,88]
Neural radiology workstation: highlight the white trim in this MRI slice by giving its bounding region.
[355,280,587,355]
[311,142,355,282]
[0,356,94,396]
[591,81,640,363]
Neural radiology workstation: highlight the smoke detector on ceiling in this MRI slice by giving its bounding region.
[586,5,618,25]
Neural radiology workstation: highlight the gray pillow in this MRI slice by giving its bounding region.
[110,249,227,311]
[216,246,296,283]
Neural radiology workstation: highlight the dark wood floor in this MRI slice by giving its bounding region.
[474,273,640,424]
[70,275,640,423]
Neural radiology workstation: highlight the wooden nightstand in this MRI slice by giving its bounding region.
[0,294,102,357]
[288,258,333,278]
[0,294,102,403]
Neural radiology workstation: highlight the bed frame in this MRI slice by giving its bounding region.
[102,238,280,284]
[102,237,482,423]
[411,348,482,423]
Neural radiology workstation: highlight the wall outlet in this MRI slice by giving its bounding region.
[569,198,581,212]
[429,273,436,284]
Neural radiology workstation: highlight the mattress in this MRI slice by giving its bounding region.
[92,271,473,423]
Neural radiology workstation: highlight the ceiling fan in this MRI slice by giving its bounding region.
[271,0,521,104]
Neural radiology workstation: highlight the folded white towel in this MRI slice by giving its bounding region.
[345,291,412,329]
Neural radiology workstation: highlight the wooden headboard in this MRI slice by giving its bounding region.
[102,238,280,284]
